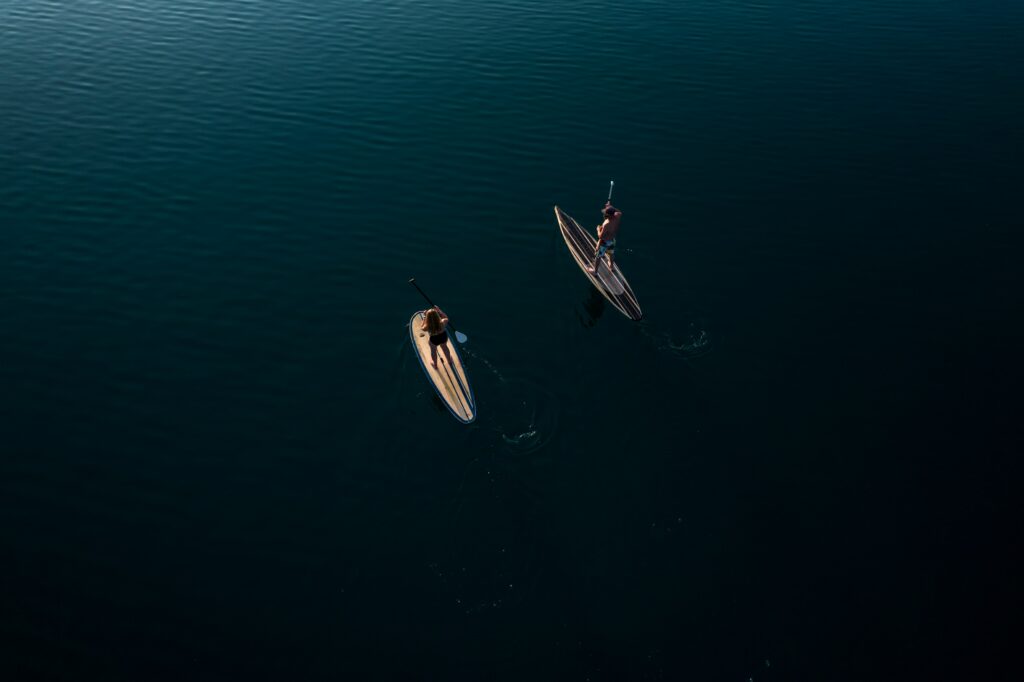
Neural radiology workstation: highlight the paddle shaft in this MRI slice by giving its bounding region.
[408,278,465,342]
[607,180,614,203]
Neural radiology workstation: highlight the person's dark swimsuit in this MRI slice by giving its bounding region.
[429,331,448,346]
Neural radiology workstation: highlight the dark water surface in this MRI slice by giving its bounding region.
[3,1,1023,679]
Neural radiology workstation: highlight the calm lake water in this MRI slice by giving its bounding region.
[3,1,1022,679]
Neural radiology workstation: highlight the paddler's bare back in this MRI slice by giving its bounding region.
[599,212,621,241]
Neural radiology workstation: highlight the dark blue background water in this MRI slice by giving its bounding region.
[3,1,1022,679]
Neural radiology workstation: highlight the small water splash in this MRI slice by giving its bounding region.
[667,327,710,355]
[476,378,559,456]
[640,322,711,359]
[502,429,537,445]
[455,346,557,454]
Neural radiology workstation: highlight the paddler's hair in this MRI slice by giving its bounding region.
[424,308,445,335]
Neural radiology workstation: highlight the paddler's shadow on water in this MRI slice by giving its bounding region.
[575,285,606,327]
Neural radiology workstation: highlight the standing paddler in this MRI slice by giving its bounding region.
[588,200,622,274]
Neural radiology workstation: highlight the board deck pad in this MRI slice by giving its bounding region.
[554,205,642,320]
[409,311,476,424]
[595,259,625,295]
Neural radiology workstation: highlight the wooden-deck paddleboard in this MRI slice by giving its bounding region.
[409,311,476,424]
[554,205,643,320]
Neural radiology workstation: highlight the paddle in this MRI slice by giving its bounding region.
[408,278,468,344]
[594,180,616,273]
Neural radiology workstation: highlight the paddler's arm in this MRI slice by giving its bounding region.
[432,305,450,326]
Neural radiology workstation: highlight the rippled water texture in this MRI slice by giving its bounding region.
[2,1,1023,679]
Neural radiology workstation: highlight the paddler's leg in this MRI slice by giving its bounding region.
[588,243,603,273]
[439,340,454,367]
[429,343,438,369]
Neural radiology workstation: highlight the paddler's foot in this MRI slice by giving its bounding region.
[430,361,437,369]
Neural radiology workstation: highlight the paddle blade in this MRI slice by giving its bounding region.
[454,331,468,344]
